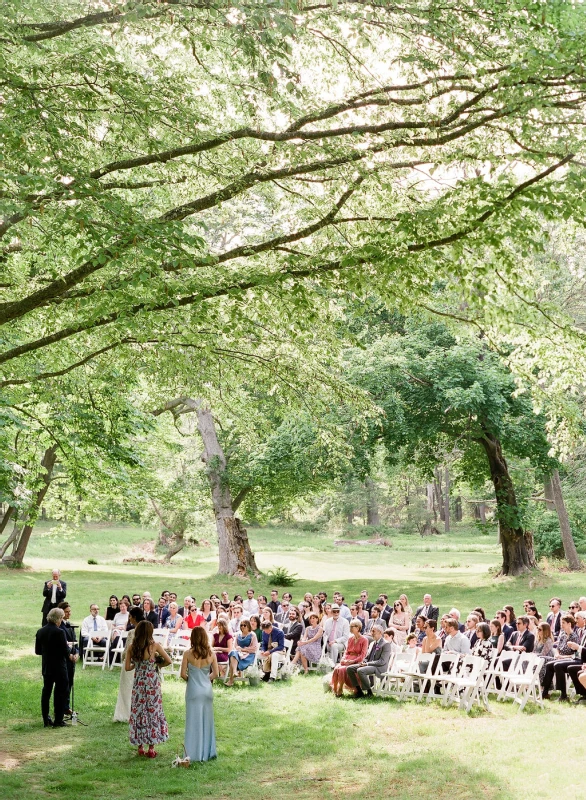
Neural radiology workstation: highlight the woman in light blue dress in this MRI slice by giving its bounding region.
[180,627,219,762]
[225,620,258,685]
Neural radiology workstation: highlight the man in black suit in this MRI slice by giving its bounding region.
[411,594,439,630]
[547,597,563,640]
[376,595,392,624]
[359,590,374,612]
[58,602,79,716]
[35,607,70,727]
[500,616,535,674]
[346,627,392,697]
[41,569,67,626]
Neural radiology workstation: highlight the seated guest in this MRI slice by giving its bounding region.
[110,599,130,651]
[292,612,323,673]
[496,610,514,642]
[81,603,109,657]
[473,607,486,622]
[220,591,230,611]
[260,621,286,682]
[250,615,262,643]
[489,619,505,654]
[142,597,158,626]
[212,619,233,676]
[438,614,451,645]
[400,594,413,620]
[268,590,281,615]
[299,601,311,627]
[106,595,120,621]
[336,595,352,622]
[364,606,385,638]
[164,602,183,634]
[359,590,373,612]
[503,615,535,654]
[355,600,369,625]
[179,596,194,620]
[443,618,471,655]
[542,615,583,701]
[472,622,493,667]
[321,603,333,627]
[323,605,350,664]
[405,633,418,650]
[411,594,439,630]
[183,603,206,630]
[155,597,169,628]
[449,608,465,633]
[414,616,427,646]
[242,588,259,618]
[535,621,556,684]
[225,620,258,686]
[130,594,142,610]
[421,619,442,654]
[331,619,368,697]
[346,626,392,697]
[377,595,392,623]
[464,614,480,647]
[275,598,293,625]
[261,607,276,629]
[504,604,517,630]
[257,595,268,612]
[389,600,410,645]
[546,597,562,640]
[383,628,401,655]
[200,599,215,628]
[349,604,365,633]
[282,608,303,656]
[311,595,323,619]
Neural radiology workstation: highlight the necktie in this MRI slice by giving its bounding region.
[93,617,97,632]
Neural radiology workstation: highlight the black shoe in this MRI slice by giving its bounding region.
[365,689,373,697]
[52,721,67,727]
[354,687,365,698]
[558,696,570,703]
[261,674,270,683]
[542,693,550,700]
[43,717,53,728]
[64,709,73,718]
[268,677,276,683]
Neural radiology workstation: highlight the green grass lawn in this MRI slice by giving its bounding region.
[1,521,586,799]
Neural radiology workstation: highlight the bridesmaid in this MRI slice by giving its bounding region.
[180,627,219,762]
[125,620,172,758]
[113,607,143,722]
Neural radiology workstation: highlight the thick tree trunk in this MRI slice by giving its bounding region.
[0,505,14,536]
[163,536,186,561]
[365,477,380,526]
[544,478,556,511]
[195,404,259,576]
[550,469,581,570]
[477,432,535,576]
[3,445,58,566]
[444,467,450,533]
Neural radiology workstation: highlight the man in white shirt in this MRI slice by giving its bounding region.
[443,619,471,655]
[81,603,109,658]
[323,605,350,664]
[229,605,245,636]
[333,592,352,622]
[242,589,259,618]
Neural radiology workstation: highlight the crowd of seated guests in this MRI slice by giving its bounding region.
[86,589,586,699]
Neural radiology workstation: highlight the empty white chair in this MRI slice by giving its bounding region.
[109,630,128,670]
[376,650,417,697]
[442,655,488,712]
[499,653,544,711]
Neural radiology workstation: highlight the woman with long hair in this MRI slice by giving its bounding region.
[212,619,233,676]
[142,597,158,626]
[250,615,262,643]
[225,619,258,686]
[399,594,412,620]
[536,621,555,684]
[180,627,218,762]
[113,607,143,723]
[504,605,516,627]
[200,598,216,628]
[125,620,172,758]
[389,600,409,646]
[489,619,505,655]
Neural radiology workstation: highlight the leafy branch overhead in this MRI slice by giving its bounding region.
[1,1,586,387]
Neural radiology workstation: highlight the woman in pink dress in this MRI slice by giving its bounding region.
[389,599,410,646]
[331,620,368,696]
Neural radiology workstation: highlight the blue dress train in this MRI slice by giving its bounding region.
[184,663,217,762]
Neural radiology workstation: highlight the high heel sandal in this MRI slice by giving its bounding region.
[137,746,146,757]
[147,748,157,758]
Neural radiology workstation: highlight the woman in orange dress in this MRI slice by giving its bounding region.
[331,620,368,696]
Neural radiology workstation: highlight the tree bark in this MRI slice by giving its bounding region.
[365,477,380,526]
[426,482,435,520]
[544,478,556,511]
[454,495,462,522]
[444,466,450,533]
[194,404,259,576]
[0,505,14,536]
[434,469,444,521]
[476,432,535,576]
[550,469,581,570]
[3,445,58,566]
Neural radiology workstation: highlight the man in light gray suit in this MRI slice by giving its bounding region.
[345,626,391,697]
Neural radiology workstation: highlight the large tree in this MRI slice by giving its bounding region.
[2,1,586,392]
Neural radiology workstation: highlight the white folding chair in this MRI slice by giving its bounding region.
[153,628,169,648]
[499,653,544,710]
[83,630,111,670]
[108,630,128,669]
[376,651,416,698]
[442,655,488,712]
[167,631,191,676]
[423,652,461,702]
[399,653,437,702]
[486,651,520,700]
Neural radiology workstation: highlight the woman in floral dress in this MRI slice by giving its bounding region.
[125,620,172,758]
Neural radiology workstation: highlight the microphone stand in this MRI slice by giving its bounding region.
[66,625,88,726]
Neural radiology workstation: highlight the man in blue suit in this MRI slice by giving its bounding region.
[260,621,285,682]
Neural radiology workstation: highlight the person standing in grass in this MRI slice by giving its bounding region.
[181,627,218,761]
[125,620,171,758]
[113,607,143,723]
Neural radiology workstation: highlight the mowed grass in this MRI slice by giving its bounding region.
[2,521,586,800]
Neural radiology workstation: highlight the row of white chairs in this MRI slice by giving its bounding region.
[373,649,545,712]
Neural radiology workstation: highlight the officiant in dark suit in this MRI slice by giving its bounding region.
[41,569,67,626]
[35,607,70,727]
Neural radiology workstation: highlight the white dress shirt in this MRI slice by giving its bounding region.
[323,616,350,645]
[242,598,259,617]
[81,614,108,638]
